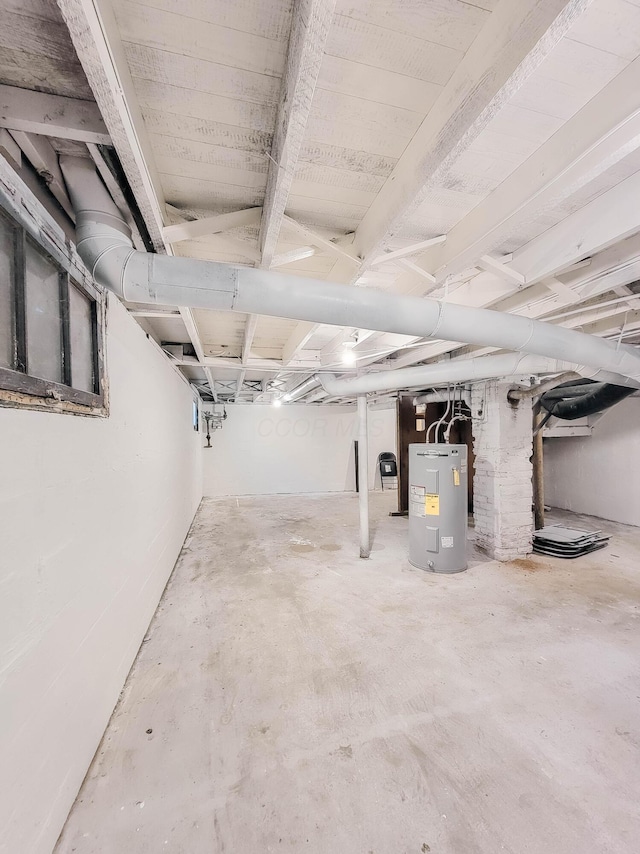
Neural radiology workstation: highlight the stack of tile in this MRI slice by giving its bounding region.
[533,525,609,559]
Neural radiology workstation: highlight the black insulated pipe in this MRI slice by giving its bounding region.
[539,378,636,420]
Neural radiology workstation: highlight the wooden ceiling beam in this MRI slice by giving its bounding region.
[509,169,640,284]
[242,314,259,365]
[0,84,110,144]
[162,207,262,244]
[10,131,75,221]
[423,55,640,281]
[57,0,167,250]
[282,215,358,264]
[351,0,592,276]
[259,0,337,267]
[281,321,317,366]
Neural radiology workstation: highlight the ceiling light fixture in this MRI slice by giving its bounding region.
[341,331,359,366]
[341,347,357,366]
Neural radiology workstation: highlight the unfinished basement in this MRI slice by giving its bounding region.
[1,1,639,852]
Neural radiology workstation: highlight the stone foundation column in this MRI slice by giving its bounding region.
[471,380,533,560]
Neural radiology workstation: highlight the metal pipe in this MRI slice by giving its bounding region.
[60,156,640,387]
[320,353,640,398]
[507,371,580,402]
[444,388,469,442]
[444,413,469,443]
[357,395,370,559]
[414,387,471,407]
[544,293,640,323]
[286,377,321,402]
[431,384,453,443]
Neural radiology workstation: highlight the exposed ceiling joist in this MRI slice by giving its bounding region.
[563,301,640,331]
[321,328,376,358]
[173,355,320,371]
[0,84,110,144]
[259,0,337,267]
[242,315,259,365]
[213,237,261,263]
[57,0,167,250]
[179,307,217,399]
[271,246,315,268]
[162,207,262,244]
[510,169,640,284]
[129,309,181,318]
[543,277,582,305]
[234,369,246,402]
[498,246,640,316]
[282,215,358,264]
[371,235,446,266]
[423,55,640,281]
[351,0,592,272]
[10,131,75,221]
[281,321,317,366]
[398,259,437,285]
[206,375,218,402]
[186,233,260,263]
[478,254,526,285]
[0,129,21,171]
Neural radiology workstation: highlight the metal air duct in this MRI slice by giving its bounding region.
[60,156,640,388]
[319,353,640,398]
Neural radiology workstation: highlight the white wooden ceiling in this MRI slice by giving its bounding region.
[3,0,640,402]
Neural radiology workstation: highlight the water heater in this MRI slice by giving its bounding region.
[408,443,468,573]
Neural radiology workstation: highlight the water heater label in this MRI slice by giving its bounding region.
[441,536,454,548]
[410,485,426,517]
[453,469,460,486]
[425,494,440,515]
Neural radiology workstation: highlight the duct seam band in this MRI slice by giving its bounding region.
[78,209,131,234]
[119,247,138,302]
[75,233,131,251]
[518,319,536,351]
[229,268,241,309]
[430,300,446,337]
[79,241,133,289]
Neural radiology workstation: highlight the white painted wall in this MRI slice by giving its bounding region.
[0,295,202,854]
[544,397,640,526]
[202,403,397,497]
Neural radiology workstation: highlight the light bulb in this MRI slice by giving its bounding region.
[272,398,282,407]
[341,348,357,365]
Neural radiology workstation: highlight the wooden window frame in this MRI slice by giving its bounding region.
[0,203,107,416]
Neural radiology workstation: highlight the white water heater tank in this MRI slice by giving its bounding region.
[408,443,468,573]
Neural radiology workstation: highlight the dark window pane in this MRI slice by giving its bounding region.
[69,284,94,393]
[0,215,14,369]
[25,243,62,383]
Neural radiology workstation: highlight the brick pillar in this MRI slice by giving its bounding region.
[471,380,533,561]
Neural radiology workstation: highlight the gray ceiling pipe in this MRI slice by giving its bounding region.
[285,377,321,402]
[414,388,471,407]
[319,353,640,398]
[60,156,640,385]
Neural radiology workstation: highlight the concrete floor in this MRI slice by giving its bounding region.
[56,493,640,854]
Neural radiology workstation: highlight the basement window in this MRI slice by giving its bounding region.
[0,208,105,413]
